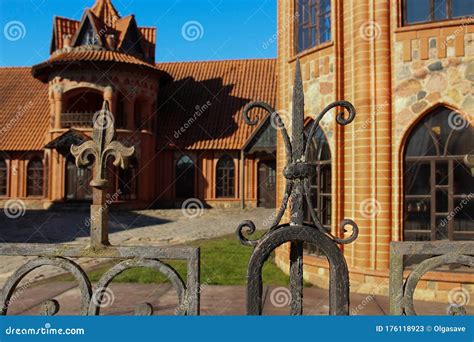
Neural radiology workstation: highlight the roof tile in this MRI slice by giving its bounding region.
[0,68,49,151]
[156,58,276,150]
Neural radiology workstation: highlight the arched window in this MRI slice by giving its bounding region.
[118,158,138,200]
[62,88,103,128]
[0,158,7,196]
[305,126,332,228]
[216,155,235,198]
[175,155,195,199]
[304,126,331,255]
[404,106,474,241]
[27,157,44,197]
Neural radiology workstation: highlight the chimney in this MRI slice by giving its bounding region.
[63,34,72,48]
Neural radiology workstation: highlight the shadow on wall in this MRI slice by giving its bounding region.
[0,209,171,244]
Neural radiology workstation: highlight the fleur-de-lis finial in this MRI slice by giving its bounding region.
[71,100,134,189]
[70,100,134,248]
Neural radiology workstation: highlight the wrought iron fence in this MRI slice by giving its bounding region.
[389,240,473,316]
[0,101,200,316]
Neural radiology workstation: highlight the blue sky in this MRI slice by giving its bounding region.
[0,0,277,66]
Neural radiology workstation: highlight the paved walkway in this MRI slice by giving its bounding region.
[5,282,459,316]
[0,208,275,285]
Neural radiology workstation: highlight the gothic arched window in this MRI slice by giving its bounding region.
[404,106,473,241]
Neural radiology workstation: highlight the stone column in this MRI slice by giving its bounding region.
[103,86,116,114]
[52,85,63,129]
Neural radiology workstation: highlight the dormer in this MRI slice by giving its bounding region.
[71,10,106,47]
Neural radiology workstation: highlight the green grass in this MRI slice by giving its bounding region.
[63,234,290,286]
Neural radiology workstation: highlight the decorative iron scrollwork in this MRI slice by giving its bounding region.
[237,59,359,315]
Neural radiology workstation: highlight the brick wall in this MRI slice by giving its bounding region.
[275,0,473,290]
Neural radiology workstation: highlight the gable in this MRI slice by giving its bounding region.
[118,16,144,57]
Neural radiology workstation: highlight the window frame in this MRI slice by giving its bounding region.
[294,0,332,54]
[402,0,474,26]
[216,154,235,198]
[26,157,44,198]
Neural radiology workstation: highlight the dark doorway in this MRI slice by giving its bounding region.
[257,159,276,208]
[65,159,92,201]
[175,155,195,199]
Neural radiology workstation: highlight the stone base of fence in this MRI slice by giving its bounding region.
[275,244,473,303]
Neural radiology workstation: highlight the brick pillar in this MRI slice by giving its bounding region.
[348,0,373,269]
[373,0,392,270]
[342,0,392,270]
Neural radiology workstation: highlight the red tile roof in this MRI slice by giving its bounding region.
[32,49,162,81]
[0,58,276,152]
[52,16,80,51]
[0,68,49,151]
[156,58,276,150]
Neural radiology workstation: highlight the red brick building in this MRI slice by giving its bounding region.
[274,0,473,299]
[0,0,277,210]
